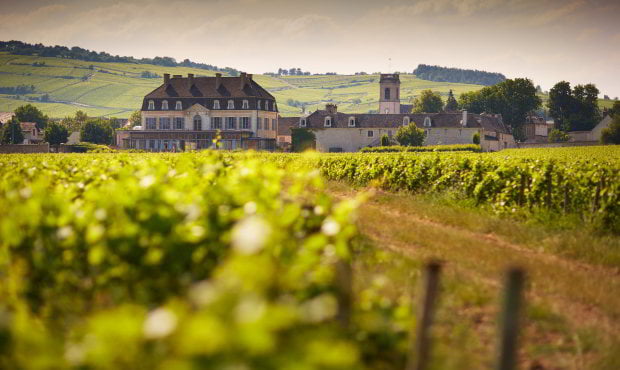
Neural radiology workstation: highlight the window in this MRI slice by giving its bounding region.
[257,100,261,110]
[424,117,432,127]
[324,117,332,127]
[265,101,269,111]
[367,130,374,137]
[193,115,202,130]
[257,117,262,130]
[272,119,276,130]
[403,116,410,126]
[146,117,156,129]
[227,100,234,109]
[242,100,249,109]
[162,100,169,110]
[226,117,236,129]
[159,117,171,130]
[213,100,220,109]
[300,118,306,127]
[175,101,182,110]
[388,130,393,137]
[241,117,250,129]
[174,117,184,130]
[212,117,222,129]
[348,117,356,127]
[273,103,277,111]
[148,100,154,110]
[384,88,390,100]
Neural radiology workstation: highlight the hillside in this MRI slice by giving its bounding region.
[0,52,616,119]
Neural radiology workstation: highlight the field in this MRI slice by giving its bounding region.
[0,146,618,369]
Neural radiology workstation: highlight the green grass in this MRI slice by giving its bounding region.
[0,52,486,119]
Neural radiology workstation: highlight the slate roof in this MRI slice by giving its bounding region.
[400,104,413,114]
[144,75,275,100]
[277,116,298,136]
[296,108,511,134]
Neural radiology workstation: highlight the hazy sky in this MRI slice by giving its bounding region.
[1,0,619,96]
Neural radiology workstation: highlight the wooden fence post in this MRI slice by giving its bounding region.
[495,267,525,370]
[336,259,352,329]
[406,261,442,370]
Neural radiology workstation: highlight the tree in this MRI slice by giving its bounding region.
[380,134,390,146]
[472,132,480,145]
[129,110,142,127]
[547,81,601,132]
[44,121,69,145]
[80,119,113,145]
[14,104,48,130]
[601,115,620,144]
[607,101,620,118]
[395,124,425,146]
[444,89,458,111]
[548,129,570,143]
[291,128,315,152]
[413,90,443,113]
[1,119,25,144]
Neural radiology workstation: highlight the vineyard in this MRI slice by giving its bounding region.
[0,147,619,368]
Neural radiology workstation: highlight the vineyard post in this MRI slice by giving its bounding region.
[495,267,525,370]
[406,261,442,370]
[336,259,352,329]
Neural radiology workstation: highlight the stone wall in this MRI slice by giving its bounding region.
[0,144,49,154]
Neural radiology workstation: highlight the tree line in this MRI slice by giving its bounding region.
[0,85,36,94]
[413,64,506,86]
[0,40,241,76]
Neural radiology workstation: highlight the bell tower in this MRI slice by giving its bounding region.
[379,73,401,114]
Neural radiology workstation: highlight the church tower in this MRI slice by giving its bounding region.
[379,73,401,114]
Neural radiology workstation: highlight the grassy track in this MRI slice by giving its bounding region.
[333,182,620,369]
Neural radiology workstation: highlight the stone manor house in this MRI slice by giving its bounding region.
[286,74,515,152]
[117,73,278,151]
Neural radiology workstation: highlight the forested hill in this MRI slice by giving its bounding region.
[413,64,506,86]
[0,40,241,76]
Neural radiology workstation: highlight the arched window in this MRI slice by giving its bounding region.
[384,88,390,100]
[265,101,269,111]
[162,100,169,110]
[403,116,410,126]
[193,115,202,130]
[213,100,220,109]
[227,100,234,109]
[175,101,182,110]
[148,100,154,110]
[257,100,262,110]
[324,116,332,127]
[424,117,432,127]
[242,100,249,109]
[348,117,356,127]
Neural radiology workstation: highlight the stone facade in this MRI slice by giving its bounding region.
[379,74,401,114]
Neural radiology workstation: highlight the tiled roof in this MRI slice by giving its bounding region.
[400,104,413,114]
[0,112,15,125]
[297,109,510,134]
[277,117,298,136]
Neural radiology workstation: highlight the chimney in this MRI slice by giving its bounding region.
[240,72,247,88]
[462,110,468,127]
[247,74,253,81]
[326,103,337,114]
[163,73,170,84]
[188,73,194,85]
[215,73,222,89]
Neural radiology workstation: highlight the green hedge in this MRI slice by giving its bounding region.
[360,144,481,153]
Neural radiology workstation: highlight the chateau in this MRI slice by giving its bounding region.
[117,73,278,151]
[291,73,515,152]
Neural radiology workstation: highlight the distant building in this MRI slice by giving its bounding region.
[0,112,15,125]
[277,116,297,151]
[296,104,514,152]
[568,115,613,143]
[20,122,42,144]
[118,73,278,151]
[523,114,553,142]
[378,74,413,114]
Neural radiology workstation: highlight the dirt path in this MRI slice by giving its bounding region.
[328,184,620,368]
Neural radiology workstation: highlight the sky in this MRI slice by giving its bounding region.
[1,0,619,96]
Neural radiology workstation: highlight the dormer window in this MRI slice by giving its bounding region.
[265,101,269,111]
[424,117,432,127]
[227,100,234,109]
[161,100,169,110]
[324,117,332,127]
[300,118,307,127]
[175,101,182,110]
[213,100,220,109]
[148,100,154,110]
[403,116,410,126]
[242,100,249,109]
[273,103,277,111]
[348,117,356,127]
